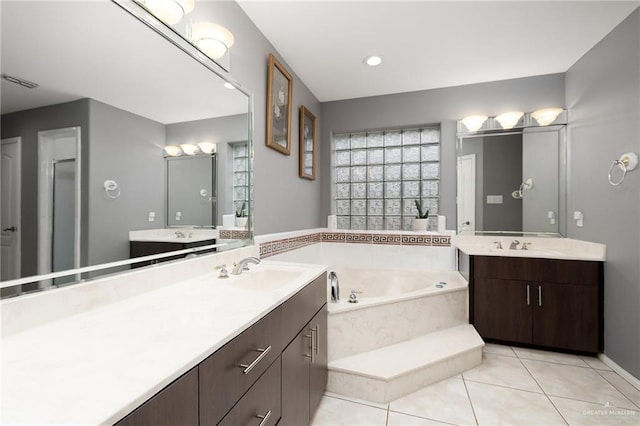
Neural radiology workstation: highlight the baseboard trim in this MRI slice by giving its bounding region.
[599,353,640,391]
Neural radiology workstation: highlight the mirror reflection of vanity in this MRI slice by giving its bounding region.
[457,115,566,236]
[0,1,253,296]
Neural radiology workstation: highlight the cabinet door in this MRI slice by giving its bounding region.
[281,327,311,426]
[115,367,198,426]
[309,306,328,417]
[533,282,599,352]
[474,278,532,343]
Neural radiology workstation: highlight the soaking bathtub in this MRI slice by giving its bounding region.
[326,267,469,361]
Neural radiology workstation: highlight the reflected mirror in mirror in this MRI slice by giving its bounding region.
[457,127,566,236]
[0,0,252,297]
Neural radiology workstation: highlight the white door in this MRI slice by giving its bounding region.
[1,137,22,281]
[457,154,476,231]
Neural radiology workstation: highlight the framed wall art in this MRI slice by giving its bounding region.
[299,106,317,180]
[266,53,293,155]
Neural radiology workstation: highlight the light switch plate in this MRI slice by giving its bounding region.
[486,195,503,204]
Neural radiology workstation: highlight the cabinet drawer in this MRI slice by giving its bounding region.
[474,256,601,285]
[115,367,198,426]
[199,306,282,426]
[218,357,281,426]
[281,273,327,347]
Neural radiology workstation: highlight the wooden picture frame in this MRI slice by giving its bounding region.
[299,106,317,180]
[266,53,293,155]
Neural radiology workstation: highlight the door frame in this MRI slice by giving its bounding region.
[1,137,22,281]
[37,127,81,286]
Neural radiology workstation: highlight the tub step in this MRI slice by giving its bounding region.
[326,324,483,403]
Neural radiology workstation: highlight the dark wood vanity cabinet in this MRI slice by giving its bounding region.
[470,255,603,354]
[130,239,216,268]
[281,274,328,426]
[115,367,199,426]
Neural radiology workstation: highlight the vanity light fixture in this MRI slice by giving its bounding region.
[134,0,194,25]
[364,55,382,67]
[495,111,524,129]
[180,143,199,155]
[163,145,182,156]
[197,142,216,154]
[531,107,563,126]
[189,22,235,59]
[461,115,488,132]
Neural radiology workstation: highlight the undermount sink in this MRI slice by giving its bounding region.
[223,266,307,291]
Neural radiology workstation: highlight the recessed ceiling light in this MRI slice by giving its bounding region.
[364,55,382,67]
[223,82,236,90]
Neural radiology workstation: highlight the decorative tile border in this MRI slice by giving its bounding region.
[259,231,451,258]
[219,230,250,240]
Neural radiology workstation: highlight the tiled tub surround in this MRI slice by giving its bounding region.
[258,229,453,260]
[1,247,327,425]
[456,233,606,261]
[267,237,483,404]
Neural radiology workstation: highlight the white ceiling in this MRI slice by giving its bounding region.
[1,1,247,124]
[237,0,640,102]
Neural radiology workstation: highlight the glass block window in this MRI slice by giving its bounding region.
[334,127,440,231]
[232,142,249,216]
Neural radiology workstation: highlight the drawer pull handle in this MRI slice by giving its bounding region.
[239,345,272,374]
[526,284,530,306]
[256,410,271,426]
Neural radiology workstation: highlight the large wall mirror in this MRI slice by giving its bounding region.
[0,0,253,297]
[457,126,566,236]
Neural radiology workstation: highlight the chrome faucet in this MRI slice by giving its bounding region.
[509,240,520,250]
[493,241,503,249]
[232,257,261,275]
[521,242,531,250]
[329,271,340,303]
[175,231,186,238]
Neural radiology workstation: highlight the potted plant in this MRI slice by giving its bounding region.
[412,199,429,231]
[235,201,248,228]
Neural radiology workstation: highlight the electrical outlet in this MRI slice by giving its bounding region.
[573,211,584,227]
[175,211,182,221]
[148,212,155,222]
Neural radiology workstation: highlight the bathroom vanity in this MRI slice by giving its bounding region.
[457,237,605,354]
[117,272,327,426]
[1,256,328,425]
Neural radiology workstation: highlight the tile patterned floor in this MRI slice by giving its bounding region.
[311,344,640,425]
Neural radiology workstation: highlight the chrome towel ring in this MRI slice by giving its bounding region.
[103,180,121,199]
[608,152,638,186]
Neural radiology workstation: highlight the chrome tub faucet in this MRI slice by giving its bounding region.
[509,240,520,250]
[329,272,340,303]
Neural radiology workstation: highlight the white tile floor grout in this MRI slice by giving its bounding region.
[311,344,640,426]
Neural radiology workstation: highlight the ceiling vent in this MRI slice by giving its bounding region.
[1,74,39,89]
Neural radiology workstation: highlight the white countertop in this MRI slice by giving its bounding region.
[455,235,606,261]
[1,261,327,425]
[129,228,219,243]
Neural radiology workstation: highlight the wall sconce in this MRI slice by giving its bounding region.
[134,0,194,25]
[163,142,216,157]
[495,111,524,129]
[531,108,563,126]
[180,143,199,155]
[188,22,235,60]
[461,115,488,132]
[197,142,216,154]
[163,145,182,156]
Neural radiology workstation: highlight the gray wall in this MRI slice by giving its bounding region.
[482,134,522,232]
[87,99,166,266]
[196,1,322,234]
[320,74,566,230]
[1,99,90,276]
[565,8,640,379]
